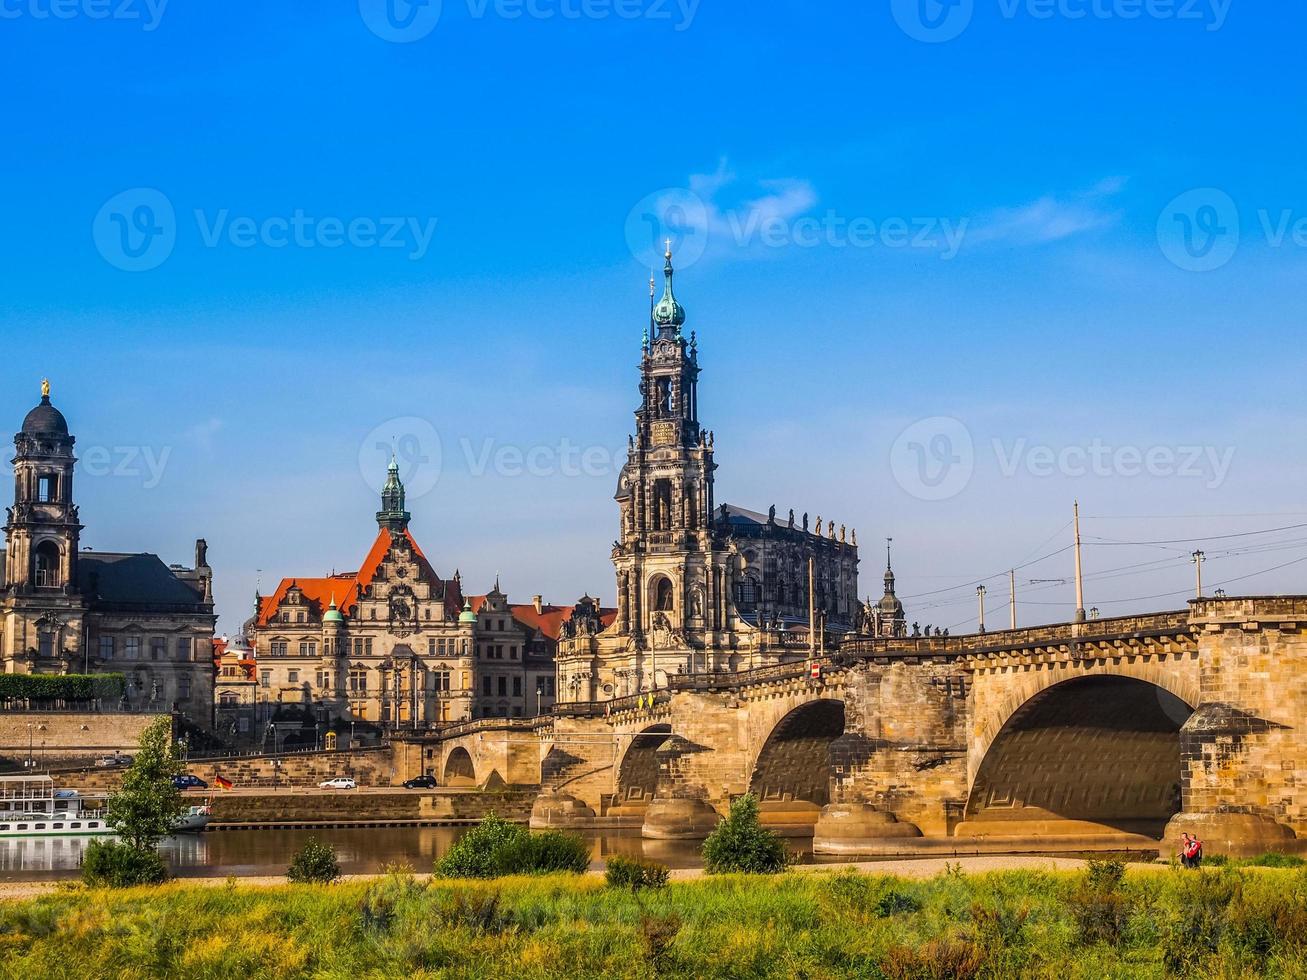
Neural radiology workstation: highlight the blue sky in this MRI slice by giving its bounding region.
[2,0,1305,633]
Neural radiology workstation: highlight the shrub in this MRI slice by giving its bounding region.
[605,855,670,890]
[0,672,125,702]
[499,830,591,875]
[81,840,167,888]
[640,912,682,969]
[701,794,790,875]
[880,936,985,980]
[434,815,589,878]
[1069,859,1131,946]
[287,838,340,884]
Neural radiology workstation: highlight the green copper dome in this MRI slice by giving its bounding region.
[652,244,686,331]
[459,599,477,624]
[323,598,344,624]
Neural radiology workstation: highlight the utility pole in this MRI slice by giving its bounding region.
[1009,569,1017,631]
[977,585,988,634]
[1192,550,1206,599]
[808,557,817,660]
[1073,501,1086,622]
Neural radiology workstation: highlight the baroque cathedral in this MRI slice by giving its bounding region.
[555,247,906,703]
[0,383,217,728]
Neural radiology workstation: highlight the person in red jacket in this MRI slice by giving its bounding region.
[1180,832,1204,869]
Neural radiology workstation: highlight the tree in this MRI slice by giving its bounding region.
[106,717,187,851]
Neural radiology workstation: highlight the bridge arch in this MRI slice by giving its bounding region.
[963,674,1193,838]
[748,699,846,809]
[970,658,1200,786]
[617,724,672,806]
[443,746,477,787]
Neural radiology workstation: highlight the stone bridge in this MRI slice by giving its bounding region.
[408,597,1307,856]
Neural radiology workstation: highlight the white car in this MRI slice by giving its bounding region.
[318,777,357,790]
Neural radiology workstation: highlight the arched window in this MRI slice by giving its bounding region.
[654,577,675,612]
[33,541,60,588]
[735,577,760,609]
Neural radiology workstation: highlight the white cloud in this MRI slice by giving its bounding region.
[969,178,1127,246]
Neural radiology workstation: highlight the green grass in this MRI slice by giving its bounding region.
[4,864,1307,978]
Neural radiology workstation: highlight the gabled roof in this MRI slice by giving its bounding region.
[255,527,462,627]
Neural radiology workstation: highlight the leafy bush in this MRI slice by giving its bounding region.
[605,855,670,890]
[287,838,340,884]
[1069,859,1131,946]
[0,672,125,702]
[81,839,167,888]
[434,815,589,878]
[701,794,790,875]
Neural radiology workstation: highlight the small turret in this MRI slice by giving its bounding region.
[376,454,411,531]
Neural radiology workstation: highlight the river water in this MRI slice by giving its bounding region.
[0,827,841,882]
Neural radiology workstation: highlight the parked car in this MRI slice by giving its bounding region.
[318,777,357,790]
[402,775,437,789]
[172,775,208,790]
[94,754,132,768]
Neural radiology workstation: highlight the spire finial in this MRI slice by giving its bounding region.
[40,378,50,399]
[665,238,673,259]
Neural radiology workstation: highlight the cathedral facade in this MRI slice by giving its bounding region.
[247,458,614,736]
[555,248,901,703]
[0,384,217,729]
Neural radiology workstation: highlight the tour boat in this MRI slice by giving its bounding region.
[0,775,211,837]
[0,775,111,837]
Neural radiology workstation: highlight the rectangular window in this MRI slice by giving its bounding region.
[512,676,522,697]
[178,675,191,700]
[177,637,192,661]
[365,637,373,655]
[37,475,56,503]
[125,636,140,660]
[299,641,316,657]
[428,638,436,656]
[316,670,329,690]
[260,670,271,688]
[98,635,114,660]
[271,641,288,657]
[349,668,367,693]
[150,638,165,661]
[545,676,555,696]
[38,632,54,659]
[288,670,299,684]
[482,676,491,696]
[498,676,507,697]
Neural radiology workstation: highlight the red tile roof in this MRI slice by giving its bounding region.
[255,528,463,627]
[467,596,618,640]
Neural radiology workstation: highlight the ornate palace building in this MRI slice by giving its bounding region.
[0,383,217,728]
[248,458,614,735]
[556,247,905,702]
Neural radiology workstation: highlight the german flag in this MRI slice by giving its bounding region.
[214,775,234,791]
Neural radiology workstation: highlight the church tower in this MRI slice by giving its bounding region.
[2,380,86,667]
[611,245,729,667]
[376,456,411,532]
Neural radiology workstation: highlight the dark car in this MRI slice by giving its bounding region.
[402,775,438,789]
[172,775,208,790]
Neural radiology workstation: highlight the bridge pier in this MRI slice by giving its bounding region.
[812,662,966,855]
